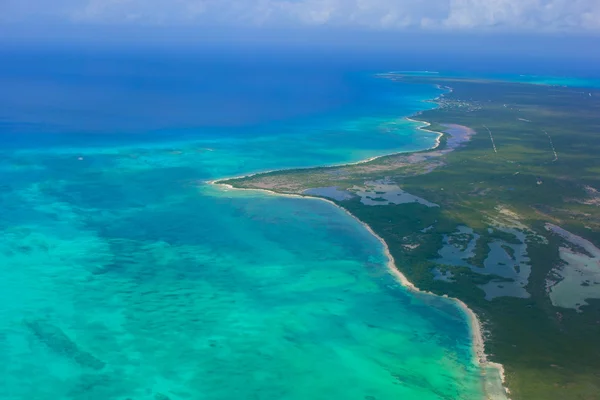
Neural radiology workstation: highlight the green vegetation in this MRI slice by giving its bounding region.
[221,75,600,400]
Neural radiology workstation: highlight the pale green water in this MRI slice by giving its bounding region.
[0,133,486,400]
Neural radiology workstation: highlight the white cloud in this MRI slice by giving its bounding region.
[3,0,600,32]
[444,0,600,31]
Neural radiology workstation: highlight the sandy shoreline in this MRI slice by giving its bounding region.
[208,116,444,186]
[208,83,509,398]
[209,83,449,186]
[209,179,509,399]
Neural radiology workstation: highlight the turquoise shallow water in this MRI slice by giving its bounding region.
[501,74,600,88]
[0,53,485,400]
[391,70,600,89]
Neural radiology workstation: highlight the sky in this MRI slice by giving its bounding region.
[1,0,599,61]
[2,0,600,32]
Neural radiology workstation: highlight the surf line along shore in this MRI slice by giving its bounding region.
[204,116,445,189]
[207,175,510,400]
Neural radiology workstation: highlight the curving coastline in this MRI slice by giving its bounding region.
[208,79,511,399]
[207,83,449,187]
[207,74,600,400]
[209,120,510,400]
[210,178,509,399]
[207,116,442,188]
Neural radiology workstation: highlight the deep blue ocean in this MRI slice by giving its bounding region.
[0,47,597,400]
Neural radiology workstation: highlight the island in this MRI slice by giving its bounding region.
[215,74,600,400]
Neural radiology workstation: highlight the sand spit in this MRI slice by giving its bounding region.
[208,117,443,187]
[209,122,475,189]
[406,117,444,149]
[210,179,509,400]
